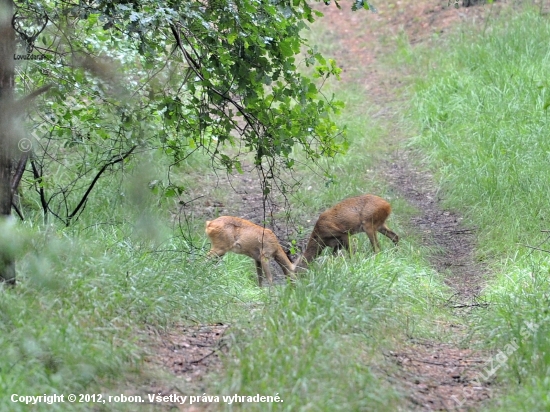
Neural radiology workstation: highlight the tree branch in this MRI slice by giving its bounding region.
[30,157,49,220]
[9,84,54,118]
[522,244,550,254]
[11,151,28,194]
[169,24,263,143]
[66,145,137,225]
[11,200,23,220]
[16,84,53,106]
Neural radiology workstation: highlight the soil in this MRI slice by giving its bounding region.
[146,1,523,410]
[141,324,229,411]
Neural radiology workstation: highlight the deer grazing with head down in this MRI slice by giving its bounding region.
[295,194,399,270]
[205,216,296,286]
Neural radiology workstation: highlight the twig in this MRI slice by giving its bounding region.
[189,350,217,364]
[408,358,449,366]
[15,84,53,106]
[522,244,550,254]
[66,145,136,225]
[448,303,490,309]
[11,201,23,220]
[30,157,49,220]
[189,340,228,364]
[178,195,204,207]
[449,228,475,234]
[11,151,29,194]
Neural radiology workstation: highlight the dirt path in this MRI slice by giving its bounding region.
[383,148,493,411]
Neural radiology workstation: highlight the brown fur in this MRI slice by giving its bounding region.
[296,194,399,269]
[205,216,296,286]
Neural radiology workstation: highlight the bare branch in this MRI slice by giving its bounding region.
[11,151,28,194]
[30,157,49,220]
[66,145,137,225]
[11,200,23,220]
[522,244,550,254]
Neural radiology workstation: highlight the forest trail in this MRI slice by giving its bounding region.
[147,2,511,410]
[315,1,511,410]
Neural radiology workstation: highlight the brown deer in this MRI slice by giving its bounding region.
[205,216,296,286]
[295,194,399,269]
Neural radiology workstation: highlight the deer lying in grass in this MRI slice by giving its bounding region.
[205,216,296,286]
[295,194,399,269]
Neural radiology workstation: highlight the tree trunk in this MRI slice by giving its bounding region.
[462,0,489,7]
[0,0,16,285]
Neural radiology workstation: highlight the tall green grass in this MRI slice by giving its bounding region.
[211,21,455,410]
[218,248,448,411]
[409,7,550,260]
[1,160,447,412]
[405,6,550,410]
[0,169,264,411]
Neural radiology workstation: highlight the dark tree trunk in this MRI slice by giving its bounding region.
[462,0,489,7]
[0,0,16,285]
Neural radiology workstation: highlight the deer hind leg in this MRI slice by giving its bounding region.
[363,222,381,253]
[255,260,264,286]
[378,224,399,245]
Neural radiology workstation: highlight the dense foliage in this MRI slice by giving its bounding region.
[12,0,361,224]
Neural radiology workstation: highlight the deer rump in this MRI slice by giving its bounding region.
[298,194,399,268]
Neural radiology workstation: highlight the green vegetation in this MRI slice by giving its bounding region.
[0,208,261,411]
[410,8,550,260]
[4,0,348,232]
[8,1,550,411]
[214,80,451,409]
[1,3,454,408]
[406,6,550,410]
[0,66,450,411]
[220,252,445,411]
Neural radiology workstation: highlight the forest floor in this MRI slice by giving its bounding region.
[144,1,518,410]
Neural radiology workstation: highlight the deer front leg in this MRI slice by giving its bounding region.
[331,235,351,256]
[260,257,273,285]
[255,260,264,286]
[274,249,297,283]
[301,236,324,266]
